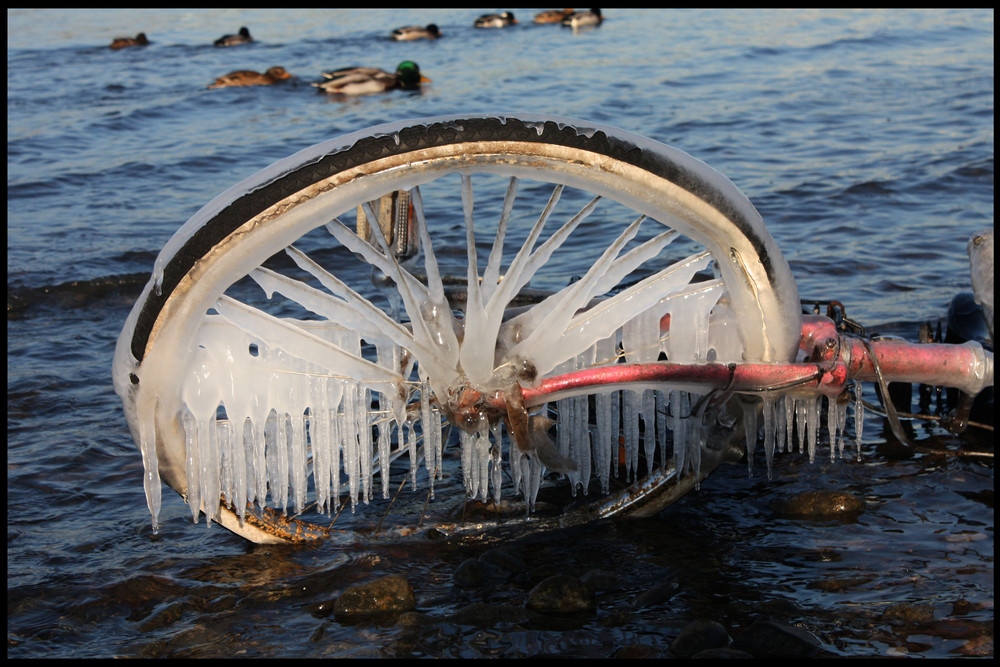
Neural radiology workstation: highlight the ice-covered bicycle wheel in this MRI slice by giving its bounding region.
[113,114,801,543]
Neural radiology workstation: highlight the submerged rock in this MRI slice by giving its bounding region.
[631,577,680,609]
[776,490,864,518]
[478,547,526,574]
[525,574,596,613]
[453,557,503,588]
[332,574,416,618]
[880,602,935,626]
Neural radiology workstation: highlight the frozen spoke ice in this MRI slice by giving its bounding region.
[213,295,403,386]
[481,176,519,302]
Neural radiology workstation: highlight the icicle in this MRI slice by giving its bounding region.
[795,397,807,455]
[476,422,491,502]
[180,406,201,524]
[853,382,864,461]
[232,418,248,522]
[250,351,269,512]
[827,395,839,461]
[525,449,542,511]
[594,390,613,494]
[343,382,360,511]
[836,393,849,459]
[377,411,392,499]
[671,390,686,477]
[490,422,504,505]
[329,402,342,515]
[623,390,639,480]
[556,397,571,473]
[308,374,328,514]
[783,394,794,454]
[218,418,233,515]
[406,421,418,491]
[574,394,590,495]
[642,389,656,476]
[291,412,308,515]
[807,395,821,464]
[359,385,373,504]
[460,429,474,497]
[774,394,787,454]
[611,389,621,477]
[761,395,776,476]
[656,390,668,471]
[420,378,439,496]
[743,395,759,476]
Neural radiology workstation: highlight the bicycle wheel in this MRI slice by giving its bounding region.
[113,114,801,543]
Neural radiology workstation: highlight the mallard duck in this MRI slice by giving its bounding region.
[314,61,429,95]
[533,9,574,24]
[391,24,441,41]
[563,8,602,28]
[474,11,517,28]
[214,26,253,47]
[110,32,149,49]
[207,66,294,89]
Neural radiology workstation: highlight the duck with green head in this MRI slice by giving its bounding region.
[314,60,429,95]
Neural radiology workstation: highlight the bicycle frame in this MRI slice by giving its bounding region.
[520,313,992,406]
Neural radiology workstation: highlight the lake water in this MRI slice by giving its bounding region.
[7,8,993,658]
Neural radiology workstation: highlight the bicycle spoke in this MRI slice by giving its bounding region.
[213,295,403,385]
[481,176,519,302]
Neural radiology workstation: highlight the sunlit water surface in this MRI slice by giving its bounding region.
[8,8,993,658]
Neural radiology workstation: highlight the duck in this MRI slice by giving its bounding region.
[391,23,441,41]
[474,11,517,28]
[110,32,149,49]
[207,66,294,89]
[533,9,574,24]
[313,61,429,95]
[214,26,253,47]
[563,8,602,28]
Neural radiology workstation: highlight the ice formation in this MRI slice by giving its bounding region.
[110,102,853,536]
[132,176,861,535]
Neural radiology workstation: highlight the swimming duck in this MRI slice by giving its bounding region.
[207,66,294,89]
[391,24,441,41]
[563,8,602,28]
[533,9,574,24]
[314,61,429,95]
[474,11,517,28]
[110,32,149,49]
[214,26,253,47]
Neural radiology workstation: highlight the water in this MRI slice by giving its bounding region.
[7,8,993,658]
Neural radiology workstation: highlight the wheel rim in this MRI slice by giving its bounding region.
[113,114,801,540]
